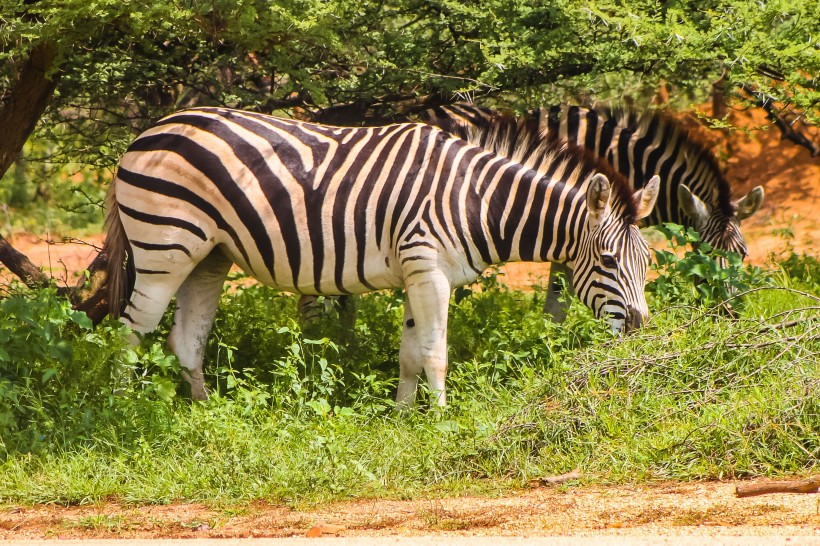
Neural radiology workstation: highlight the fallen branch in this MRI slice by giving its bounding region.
[0,234,52,288]
[535,468,583,486]
[1,234,111,323]
[735,476,820,498]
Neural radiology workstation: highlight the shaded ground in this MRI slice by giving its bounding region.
[2,481,819,539]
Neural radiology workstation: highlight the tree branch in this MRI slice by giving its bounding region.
[0,235,51,288]
[736,476,820,498]
[740,84,820,157]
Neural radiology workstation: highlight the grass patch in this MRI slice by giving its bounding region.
[0,247,817,506]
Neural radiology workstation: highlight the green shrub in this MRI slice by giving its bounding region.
[0,286,180,456]
[0,251,816,504]
[647,223,770,309]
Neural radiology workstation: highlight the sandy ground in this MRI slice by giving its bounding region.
[1,481,819,539]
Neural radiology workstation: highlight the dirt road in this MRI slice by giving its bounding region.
[3,538,820,546]
[2,481,820,540]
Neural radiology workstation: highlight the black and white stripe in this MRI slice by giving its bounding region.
[423,103,764,257]
[104,107,658,405]
[422,103,764,319]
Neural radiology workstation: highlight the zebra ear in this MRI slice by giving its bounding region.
[677,184,711,225]
[586,173,612,225]
[735,185,764,220]
[633,175,660,220]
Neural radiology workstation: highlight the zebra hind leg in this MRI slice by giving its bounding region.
[337,296,358,345]
[543,262,574,323]
[167,249,233,401]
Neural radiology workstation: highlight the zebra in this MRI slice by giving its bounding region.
[421,103,765,320]
[103,107,659,405]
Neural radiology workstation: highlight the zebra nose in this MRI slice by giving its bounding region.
[623,306,644,333]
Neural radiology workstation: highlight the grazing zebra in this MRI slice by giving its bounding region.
[422,103,765,320]
[103,107,659,405]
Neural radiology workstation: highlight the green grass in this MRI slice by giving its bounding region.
[0,248,817,506]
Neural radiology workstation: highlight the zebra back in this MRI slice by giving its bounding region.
[422,103,764,257]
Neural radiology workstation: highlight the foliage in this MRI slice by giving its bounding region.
[0,145,108,234]
[0,285,180,455]
[647,223,770,309]
[0,252,817,504]
[1,0,818,171]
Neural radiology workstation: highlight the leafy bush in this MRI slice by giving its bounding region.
[0,252,816,504]
[647,223,769,309]
[0,286,180,456]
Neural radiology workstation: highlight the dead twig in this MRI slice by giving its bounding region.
[735,476,820,498]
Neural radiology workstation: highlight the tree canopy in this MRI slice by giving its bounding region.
[1,0,818,173]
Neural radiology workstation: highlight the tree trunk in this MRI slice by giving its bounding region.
[0,42,65,294]
[0,41,59,177]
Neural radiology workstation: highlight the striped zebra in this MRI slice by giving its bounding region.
[103,107,659,405]
[422,103,765,320]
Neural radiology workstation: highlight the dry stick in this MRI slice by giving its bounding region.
[736,476,820,498]
[538,468,583,486]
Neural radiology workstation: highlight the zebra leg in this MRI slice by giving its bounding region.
[396,304,422,408]
[397,270,451,408]
[338,296,358,344]
[167,249,233,401]
[543,262,574,322]
[297,295,324,326]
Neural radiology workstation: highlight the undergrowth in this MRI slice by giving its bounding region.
[0,228,817,505]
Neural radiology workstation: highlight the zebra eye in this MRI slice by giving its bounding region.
[601,253,618,269]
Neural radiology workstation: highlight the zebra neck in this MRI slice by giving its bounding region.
[480,166,580,266]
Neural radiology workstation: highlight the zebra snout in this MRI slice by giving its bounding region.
[623,306,645,333]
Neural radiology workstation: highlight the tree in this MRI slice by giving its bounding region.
[1,0,818,314]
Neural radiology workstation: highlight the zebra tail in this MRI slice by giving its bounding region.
[102,179,133,319]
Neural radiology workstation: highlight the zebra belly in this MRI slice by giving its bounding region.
[219,241,406,296]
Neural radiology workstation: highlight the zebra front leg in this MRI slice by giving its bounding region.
[397,270,451,408]
[167,249,233,401]
[543,262,574,322]
[396,304,422,409]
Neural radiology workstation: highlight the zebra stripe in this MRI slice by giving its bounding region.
[104,107,658,405]
[421,103,764,320]
[423,103,764,257]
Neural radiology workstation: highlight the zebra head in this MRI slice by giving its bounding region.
[677,184,765,262]
[571,174,660,333]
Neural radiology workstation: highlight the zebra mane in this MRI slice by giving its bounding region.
[461,110,640,224]
[595,105,735,218]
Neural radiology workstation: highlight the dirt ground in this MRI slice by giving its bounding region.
[1,107,818,539]
[2,481,819,539]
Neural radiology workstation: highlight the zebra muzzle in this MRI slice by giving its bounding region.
[624,306,644,333]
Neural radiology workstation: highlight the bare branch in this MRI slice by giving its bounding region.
[536,468,584,486]
[740,84,820,157]
[0,234,51,288]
